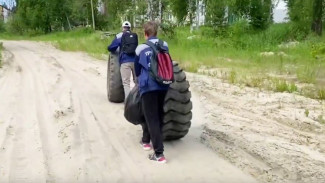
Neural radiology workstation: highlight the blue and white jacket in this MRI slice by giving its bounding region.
[135,37,170,96]
[107,31,136,64]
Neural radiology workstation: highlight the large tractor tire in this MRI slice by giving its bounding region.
[163,62,192,140]
[107,54,125,103]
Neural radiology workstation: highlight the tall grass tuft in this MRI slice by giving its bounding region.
[229,70,237,84]
[274,79,298,93]
[297,66,317,83]
[318,89,325,100]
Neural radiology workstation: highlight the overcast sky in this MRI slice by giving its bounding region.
[0,0,15,8]
[276,0,287,10]
[274,0,288,23]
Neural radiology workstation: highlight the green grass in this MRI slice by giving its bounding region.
[31,28,112,59]
[159,24,324,99]
[273,79,298,93]
[1,24,325,100]
[318,88,325,100]
[228,70,237,84]
[1,28,114,59]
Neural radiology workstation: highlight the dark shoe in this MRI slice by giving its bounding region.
[148,153,167,164]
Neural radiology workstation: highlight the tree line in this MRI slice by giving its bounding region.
[1,0,324,36]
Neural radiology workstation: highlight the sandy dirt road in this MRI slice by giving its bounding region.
[188,74,325,183]
[0,41,257,183]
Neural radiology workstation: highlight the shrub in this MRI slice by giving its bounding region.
[160,21,176,39]
[0,20,5,33]
[6,16,26,35]
[198,26,216,38]
[311,42,325,60]
[228,19,250,38]
[274,79,298,93]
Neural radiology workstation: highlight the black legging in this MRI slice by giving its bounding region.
[141,90,167,155]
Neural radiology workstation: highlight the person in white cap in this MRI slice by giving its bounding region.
[108,21,139,100]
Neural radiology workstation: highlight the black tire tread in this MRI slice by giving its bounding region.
[164,111,192,124]
[163,130,189,141]
[163,121,191,132]
[174,71,186,82]
[165,89,191,103]
[163,63,192,140]
[170,80,190,92]
[107,54,124,103]
[163,100,192,114]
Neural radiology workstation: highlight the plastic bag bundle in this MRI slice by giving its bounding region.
[124,87,144,125]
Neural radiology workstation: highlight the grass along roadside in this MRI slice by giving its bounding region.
[162,25,325,100]
[29,29,112,60]
[0,28,113,60]
[1,25,324,100]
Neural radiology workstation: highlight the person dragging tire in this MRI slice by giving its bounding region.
[134,21,174,164]
[108,21,138,100]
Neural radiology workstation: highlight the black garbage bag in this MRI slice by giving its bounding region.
[124,87,144,125]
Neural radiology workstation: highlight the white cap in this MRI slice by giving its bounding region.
[122,21,131,28]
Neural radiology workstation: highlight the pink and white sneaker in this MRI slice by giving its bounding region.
[148,153,167,164]
[140,141,152,151]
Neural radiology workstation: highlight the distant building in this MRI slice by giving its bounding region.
[0,4,10,23]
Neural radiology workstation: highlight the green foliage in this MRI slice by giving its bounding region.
[311,0,323,35]
[169,0,188,23]
[304,109,310,117]
[204,0,227,28]
[246,77,264,88]
[2,0,324,38]
[249,0,272,30]
[318,88,325,100]
[232,0,250,16]
[104,0,131,28]
[6,16,25,35]
[297,66,317,84]
[274,80,298,93]
[311,42,325,60]
[169,0,196,24]
[289,83,298,93]
[199,26,217,37]
[228,70,237,84]
[226,23,293,50]
[228,19,250,38]
[7,0,107,34]
[160,21,176,38]
[285,0,314,36]
[0,20,5,32]
[203,0,273,30]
